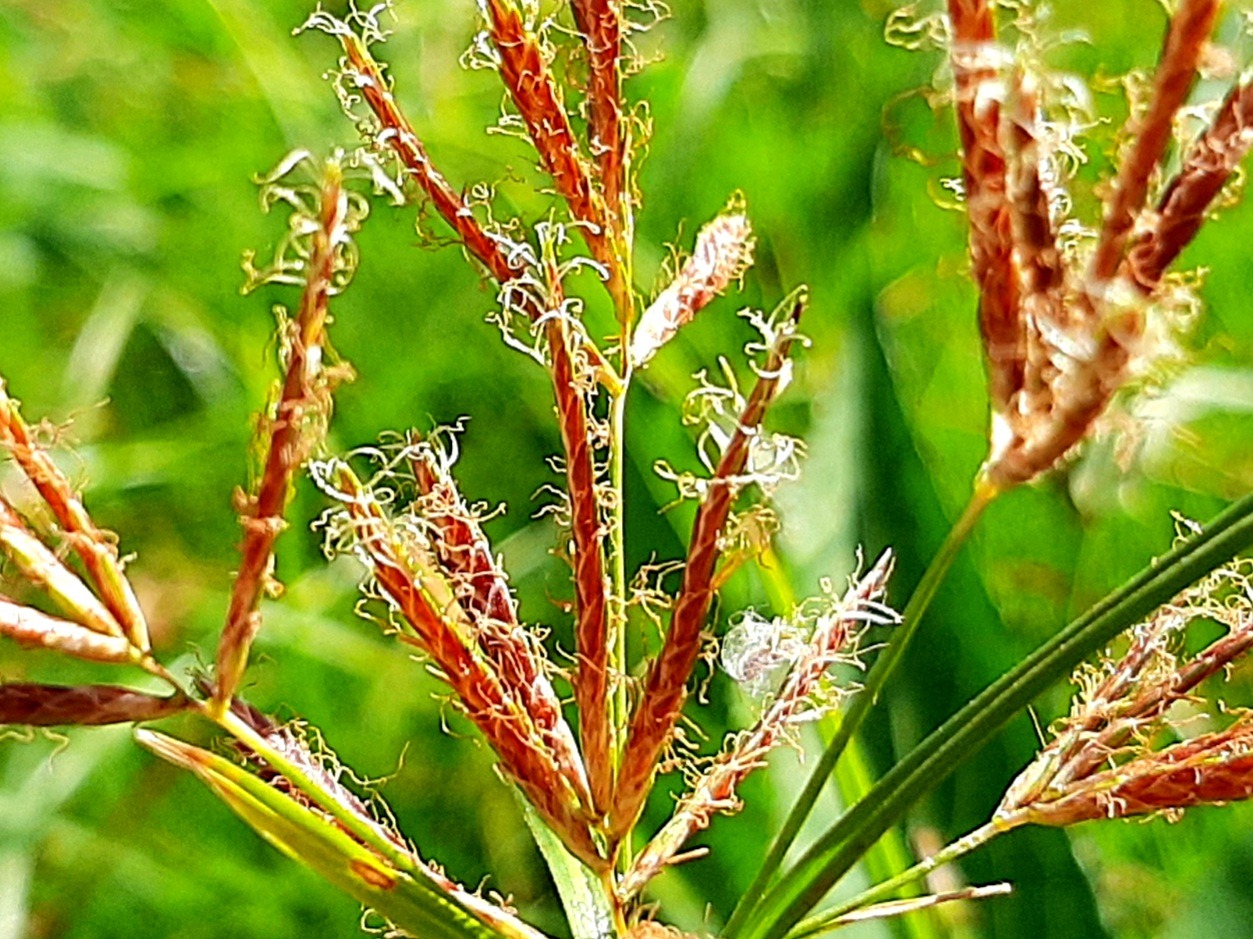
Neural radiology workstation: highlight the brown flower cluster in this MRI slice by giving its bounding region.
[0,3,890,934]
[946,0,1252,489]
[998,552,1253,828]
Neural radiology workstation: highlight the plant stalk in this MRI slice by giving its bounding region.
[787,817,1015,939]
[210,708,422,878]
[609,376,631,866]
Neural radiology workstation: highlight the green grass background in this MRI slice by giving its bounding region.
[1,1,1252,937]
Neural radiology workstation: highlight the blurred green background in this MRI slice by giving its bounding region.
[1,0,1252,937]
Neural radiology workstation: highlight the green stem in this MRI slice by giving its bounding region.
[738,492,1253,939]
[725,480,995,936]
[824,720,939,939]
[611,361,632,882]
[211,708,422,877]
[610,383,630,747]
[787,816,1016,939]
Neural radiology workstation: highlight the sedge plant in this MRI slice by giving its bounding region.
[2,1,1253,938]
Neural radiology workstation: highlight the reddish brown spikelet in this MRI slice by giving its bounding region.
[630,210,755,369]
[214,159,351,712]
[410,441,517,628]
[947,0,1023,413]
[0,595,141,665]
[1089,0,1221,286]
[408,436,594,813]
[546,314,613,814]
[978,0,1228,490]
[0,682,188,726]
[1005,69,1065,314]
[1128,81,1253,291]
[1021,719,1253,828]
[1000,560,1253,819]
[332,27,570,329]
[0,383,150,651]
[947,0,1222,486]
[620,554,894,899]
[482,0,616,265]
[332,467,604,868]
[610,291,806,839]
[312,17,578,327]
[987,390,1101,488]
[1060,627,1253,799]
[1000,68,1067,451]
[571,0,627,226]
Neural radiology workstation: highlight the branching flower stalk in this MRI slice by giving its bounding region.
[3,2,838,931]
[305,0,819,886]
[3,4,1252,939]
[0,149,563,938]
[307,11,625,810]
[972,0,1225,488]
[0,387,166,682]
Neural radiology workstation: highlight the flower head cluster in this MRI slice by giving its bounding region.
[999,548,1253,828]
[933,0,1252,489]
